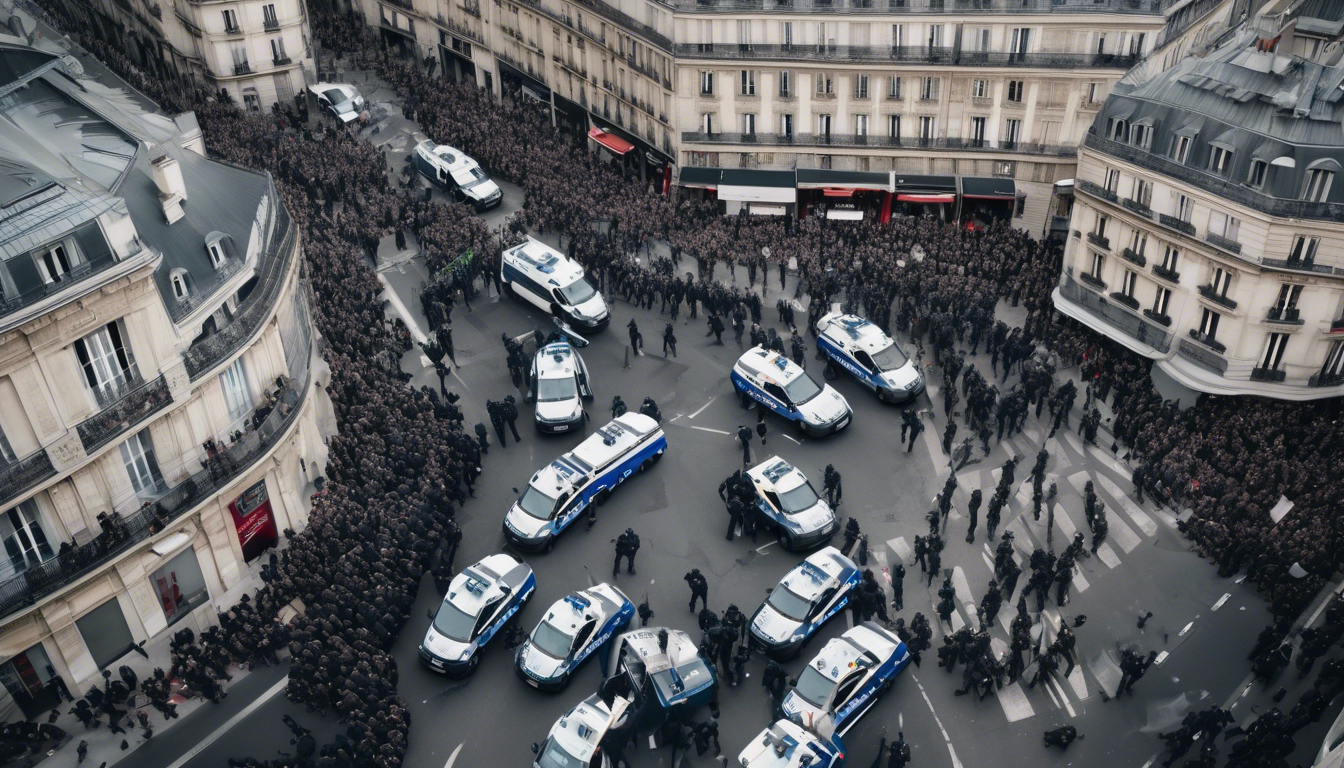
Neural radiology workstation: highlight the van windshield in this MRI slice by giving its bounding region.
[870,343,910,372]
[778,482,820,513]
[537,377,578,403]
[782,374,823,405]
[766,586,812,622]
[557,277,597,306]
[517,486,557,520]
[432,600,477,642]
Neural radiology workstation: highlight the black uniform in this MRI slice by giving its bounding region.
[613,529,640,577]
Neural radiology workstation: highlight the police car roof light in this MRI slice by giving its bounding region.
[762,460,792,482]
[773,357,790,372]
[800,561,830,584]
[564,593,591,612]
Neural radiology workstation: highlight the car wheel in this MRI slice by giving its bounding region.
[466,655,480,674]
[544,537,556,554]
[737,387,752,408]
[780,531,797,551]
[650,450,664,463]
[639,459,653,472]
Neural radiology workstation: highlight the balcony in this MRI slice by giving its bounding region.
[1120,248,1146,267]
[677,132,1076,157]
[264,17,279,30]
[1205,231,1243,255]
[1151,263,1180,283]
[675,0,1165,11]
[76,374,172,453]
[1157,213,1196,237]
[223,24,242,36]
[0,358,311,621]
[1122,197,1152,217]
[149,3,161,19]
[460,0,482,18]
[1078,271,1107,291]
[385,0,416,10]
[1086,231,1111,250]
[0,450,56,509]
[1186,329,1227,354]
[1076,179,1118,203]
[1057,273,1172,353]
[0,253,124,323]
[1250,367,1287,383]
[1310,371,1344,388]
[184,202,295,380]
[1265,306,1303,325]
[566,0,671,51]
[1260,256,1344,277]
[671,43,1137,68]
[1143,308,1171,326]
[233,61,253,76]
[1197,284,1237,311]
[273,55,291,66]
[1178,338,1228,374]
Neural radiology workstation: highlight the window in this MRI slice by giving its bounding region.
[1130,230,1147,256]
[1089,251,1105,280]
[853,75,869,99]
[1010,28,1030,57]
[1275,283,1302,311]
[1161,245,1179,273]
[1290,235,1319,265]
[740,70,756,96]
[35,242,76,285]
[1096,32,1106,54]
[701,113,714,134]
[928,24,944,48]
[1092,213,1108,238]
[222,9,239,30]
[918,116,934,141]
[819,155,832,170]
[219,357,252,421]
[779,70,791,97]
[1152,286,1171,316]
[815,114,832,137]
[1248,159,1268,187]
[0,427,13,464]
[1209,266,1232,297]
[75,600,134,671]
[816,73,834,96]
[1120,269,1137,298]
[1102,169,1120,194]
[887,76,901,99]
[891,24,904,49]
[263,4,277,25]
[781,114,794,137]
[1133,178,1152,207]
[781,22,793,50]
[1261,333,1288,372]
[887,114,901,140]
[119,428,164,497]
[738,20,752,51]
[0,502,51,578]
[967,27,990,52]
[171,271,190,301]
[1176,194,1194,222]
[1323,340,1344,380]
[854,114,868,137]
[75,320,137,400]
[699,71,713,95]
[1199,307,1221,340]
[270,37,287,61]
[1006,80,1024,103]
[1209,145,1233,175]
[1170,134,1192,163]
[970,116,986,145]
[1108,118,1129,142]
[1208,212,1240,242]
[1303,167,1335,202]
[816,22,834,52]
[920,77,938,101]
[151,548,210,626]
[207,240,226,269]
[971,79,987,99]
[1129,32,1146,56]
[1132,122,1152,149]
[741,113,756,135]
[1087,82,1100,104]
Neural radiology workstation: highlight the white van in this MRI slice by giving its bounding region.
[411,141,502,211]
[731,347,852,436]
[501,238,610,332]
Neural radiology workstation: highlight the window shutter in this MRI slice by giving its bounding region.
[74,339,97,389]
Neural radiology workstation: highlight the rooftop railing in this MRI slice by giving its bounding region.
[667,0,1166,13]
[0,253,124,322]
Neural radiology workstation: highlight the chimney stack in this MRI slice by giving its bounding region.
[150,154,187,224]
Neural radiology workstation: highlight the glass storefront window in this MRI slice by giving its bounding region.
[151,547,210,626]
[75,599,134,671]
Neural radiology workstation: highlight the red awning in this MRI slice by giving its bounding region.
[822,188,855,198]
[897,193,955,203]
[588,128,634,155]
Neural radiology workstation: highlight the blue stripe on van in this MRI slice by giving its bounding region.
[552,434,668,535]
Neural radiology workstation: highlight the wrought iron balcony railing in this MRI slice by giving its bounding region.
[0,253,124,322]
[1086,231,1111,250]
[1151,263,1180,283]
[1265,306,1302,325]
[1120,248,1146,267]
[1205,231,1242,255]
[1157,213,1196,236]
[233,61,253,76]
[1178,338,1227,373]
[671,0,1166,13]
[679,132,1076,156]
[0,449,56,509]
[1197,284,1237,311]
[1186,329,1227,354]
[1250,367,1287,383]
[76,374,172,454]
[1057,273,1171,353]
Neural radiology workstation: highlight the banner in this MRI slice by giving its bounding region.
[228,479,278,562]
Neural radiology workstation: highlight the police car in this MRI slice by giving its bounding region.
[504,414,667,551]
[530,337,592,433]
[411,140,503,211]
[736,719,846,768]
[307,83,365,123]
[731,347,852,436]
[531,693,627,768]
[502,238,610,332]
[419,554,536,675]
[745,457,839,551]
[516,584,635,691]
[780,622,910,736]
[749,547,861,660]
[816,312,924,403]
[604,628,717,728]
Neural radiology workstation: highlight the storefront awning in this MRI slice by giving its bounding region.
[589,127,634,155]
[719,169,797,204]
[961,177,1017,201]
[826,207,864,220]
[678,167,722,189]
[897,193,955,203]
[796,169,893,191]
[893,174,957,193]
[823,188,855,197]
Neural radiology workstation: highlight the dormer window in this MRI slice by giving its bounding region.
[36,241,78,285]
[171,270,191,301]
[1303,160,1339,203]
[1108,118,1129,142]
[1170,135,1192,164]
[207,240,226,269]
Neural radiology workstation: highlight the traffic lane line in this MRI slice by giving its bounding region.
[688,397,716,418]
[164,676,289,768]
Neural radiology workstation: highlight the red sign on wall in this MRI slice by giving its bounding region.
[228,479,278,562]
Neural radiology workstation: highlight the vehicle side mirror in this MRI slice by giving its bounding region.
[531,743,540,755]
[427,610,435,620]
[512,487,519,495]
[788,678,797,686]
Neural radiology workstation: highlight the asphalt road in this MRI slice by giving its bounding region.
[143,80,1343,768]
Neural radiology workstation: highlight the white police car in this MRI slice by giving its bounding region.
[737,719,846,768]
[749,547,860,660]
[746,457,838,551]
[420,554,536,675]
[516,584,635,691]
[781,622,910,737]
[532,693,628,768]
[816,312,924,403]
[307,82,365,123]
[731,347,852,436]
[606,628,718,725]
[503,238,610,332]
[411,140,503,211]
[530,337,592,433]
[504,414,667,551]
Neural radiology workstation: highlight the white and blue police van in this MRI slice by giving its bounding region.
[419,554,536,675]
[412,140,503,211]
[530,336,592,433]
[515,584,635,691]
[780,622,910,737]
[502,238,610,332]
[731,347,852,436]
[504,413,667,551]
[749,546,861,660]
[531,693,629,768]
[816,312,924,403]
[737,719,846,768]
[602,628,717,729]
[746,457,839,551]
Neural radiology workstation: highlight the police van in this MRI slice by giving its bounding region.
[780,622,909,737]
[602,628,717,729]
[731,347,852,436]
[411,140,503,211]
[530,337,592,433]
[502,238,610,332]
[737,720,846,768]
[515,584,634,691]
[749,546,861,660]
[419,553,536,675]
[531,693,628,768]
[816,312,924,403]
[504,413,667,551]
[745,457,838,551]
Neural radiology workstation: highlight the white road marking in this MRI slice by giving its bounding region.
[444,743,465,768]
[783,434,802,445]
[377,274,428,343]
[1154,651,1170,666]
[1062,431,1085,456]
[981,552,995,572]
[1179,622,1194,637]
[688,398,715,418]
[1096,475,1158,537]
[755,541,779,554]
[688,425,732,436]
[1086,444,1133,480]
[1052,503,1077,538]
[948,744,964,768]
[951,567,975,605]
[1103,504,1142,553]
[670,414,683,422]
[1041,678,1061,707]
[1066,666,1089,700]
[996,680,1036,722]
[1141,755,1157,768]
[648,735,658,749]
[845,610,855,628]
[163,676,289,768]
[912,674,965,767]
[1072,569,1090,594]
[1050,677,1077,716]
[888,537,913,563]
[957,469,982,492]
[1096,543,1122,569]
[1213,593,1231,611]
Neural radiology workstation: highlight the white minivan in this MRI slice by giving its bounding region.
[501,238,610,332]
